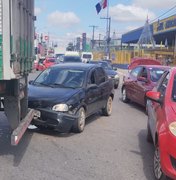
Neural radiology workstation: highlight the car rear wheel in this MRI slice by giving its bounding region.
[102,96,113,116]
[122,87,129,103]
[154,146,167,180]
[72,107,86,133]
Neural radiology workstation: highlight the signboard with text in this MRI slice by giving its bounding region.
[153,15,176,35]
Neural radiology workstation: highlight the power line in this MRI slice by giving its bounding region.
[150,4,176,23]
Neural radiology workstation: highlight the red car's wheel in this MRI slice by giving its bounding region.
[153,146,168,180]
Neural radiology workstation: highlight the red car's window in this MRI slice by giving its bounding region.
[149,68,165,82]
[130,66,142,77]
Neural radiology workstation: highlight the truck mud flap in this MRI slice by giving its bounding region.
[11,109,37,146]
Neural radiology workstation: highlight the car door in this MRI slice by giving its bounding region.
[133,67,150,106]
[85,68,101,116]
[95,67,109,108]
[148,72,169,141]
[126,66,143,102]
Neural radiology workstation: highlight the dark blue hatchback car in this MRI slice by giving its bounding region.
[28,63,114,133]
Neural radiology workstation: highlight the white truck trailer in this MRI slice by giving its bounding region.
[0,0,36,145]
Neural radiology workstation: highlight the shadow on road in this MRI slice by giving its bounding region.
[0,113,33,167]
[119,97,146,114]
[131,129,155,180]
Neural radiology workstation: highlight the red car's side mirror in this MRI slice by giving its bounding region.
[146,91,161,103]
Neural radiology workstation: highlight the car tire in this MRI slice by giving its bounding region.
[122,87,130,103]
[153,146,168,180]
[72,107,86,133]
[102,96,113,116]
[147,122,153,143]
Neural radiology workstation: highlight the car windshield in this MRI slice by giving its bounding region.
[34,67,86,88]
[100,62,112,70]
[64,56,82,62]
[149,68,165,82]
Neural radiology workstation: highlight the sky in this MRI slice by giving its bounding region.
[35,0,176,49]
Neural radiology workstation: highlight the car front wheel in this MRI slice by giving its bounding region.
[154,146,167,180]
[72,107,86,133]
[102,96,113,116]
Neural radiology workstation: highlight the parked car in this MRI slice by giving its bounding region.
[89,60,119,89]
[28,63,114,133]
[121,64,169,108]
[43,57,56,69]
[145,67,176,180]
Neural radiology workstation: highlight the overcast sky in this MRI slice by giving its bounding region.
[35,0,176,49]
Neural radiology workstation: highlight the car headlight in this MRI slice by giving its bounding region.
[52,104,69,112]
[169,122,176,136]
[114,74,119,79]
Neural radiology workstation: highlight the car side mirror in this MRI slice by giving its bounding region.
[137,76,148,83]
[146,91,162,104]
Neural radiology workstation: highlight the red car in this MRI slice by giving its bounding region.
[43,58,56,69]
[146,67,176,179]
[121,63,169,108]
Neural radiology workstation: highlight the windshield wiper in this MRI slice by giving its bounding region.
[52,83,76,89]
[34,82,53,87]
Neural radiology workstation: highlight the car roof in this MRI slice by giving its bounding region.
[52,63,97,70]
[138,65,170,69]
[89,60,108,63]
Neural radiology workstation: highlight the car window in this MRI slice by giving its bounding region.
[96,67,107,84]
[130,66,142,77]
[149,68,165,82]
[83,54,92,59]
[157,72,169,98]
[88,70,96,85]
[64,56,81,62]
[139,67,147,78]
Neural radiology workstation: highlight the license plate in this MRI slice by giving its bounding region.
[34,110,41,118]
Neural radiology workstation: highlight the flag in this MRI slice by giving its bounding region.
[95,0,107,14]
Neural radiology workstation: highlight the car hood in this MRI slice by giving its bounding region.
[28,84,81,108]
[105,69,117,76]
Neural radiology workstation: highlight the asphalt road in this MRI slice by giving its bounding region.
[0,70,155,180]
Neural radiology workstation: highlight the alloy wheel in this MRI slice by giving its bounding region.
[154,147,163,179]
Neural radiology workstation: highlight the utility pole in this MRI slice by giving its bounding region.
[89,25,98,50]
